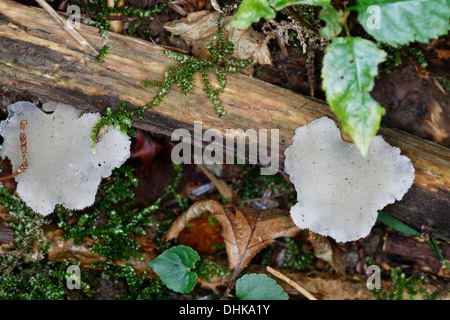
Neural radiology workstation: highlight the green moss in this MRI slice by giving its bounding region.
[91,101,133,151]
[404,46,428,69]
[57,165,151,262]
[0,260,63,300]
[195,259,230,282]
[365,259,439,300]
[0,259,93,300]
[260,237,315,271]
[378,44,403,74]
[0,145,184,299]
[91,14,253,145]
[154,163,189,211]
[142,13,253,116]
[377,43,427,75]
[282,238,315,270]
[112,264,168,300]
[0,174,84,300]
[0,186,48,264]
[95,44,110,62]
[288,31,306,57]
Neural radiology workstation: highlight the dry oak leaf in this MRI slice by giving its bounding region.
[307,230,346,274]
[164,10,272,66]
[163,200,299,273]
[177,215,224,255]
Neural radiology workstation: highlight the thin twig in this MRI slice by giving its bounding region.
[193,153,233,200]
[237,190,293,205]
[35,0,98,55]
[196,164,233,200]
[266,266,318,300]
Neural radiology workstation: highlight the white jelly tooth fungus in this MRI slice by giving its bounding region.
[0,101,131,215]
[284,117,415,243]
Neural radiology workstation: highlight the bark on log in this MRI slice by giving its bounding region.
[0,0,449,239]
[385,233,450,277]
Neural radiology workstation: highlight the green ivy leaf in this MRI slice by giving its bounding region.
[355,0,450,47]
[230,0,331,29]
[236,274,289,300]
[149,245,200,294]
[319,7,344,39]
[321,36,387,157]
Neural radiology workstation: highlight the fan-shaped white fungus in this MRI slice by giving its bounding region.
[0,101,131,215]
[284,117,415,243]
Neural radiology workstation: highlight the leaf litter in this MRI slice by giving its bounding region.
[1,1,449,301]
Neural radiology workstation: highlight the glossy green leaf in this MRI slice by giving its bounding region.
[229,0,275,30]
[236,273,289,300]
[319,7,344,39]
[321,36,387,157]
[355,0,450,47]
[149,245,200,294]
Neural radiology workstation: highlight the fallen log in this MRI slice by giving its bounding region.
[384,232,450,277]
[0,0,449,239]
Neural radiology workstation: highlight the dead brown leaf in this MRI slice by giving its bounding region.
[177,215,224,254]
[163,200,299,273]
[164,11,272,66]
[217,205,300,273]
[162,200,223,242]
[308,230,346,273]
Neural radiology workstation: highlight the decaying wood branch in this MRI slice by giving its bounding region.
[385,233,450,277]
[0,0,449,239]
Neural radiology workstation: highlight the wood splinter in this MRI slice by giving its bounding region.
[266,266,318,300]
[0,120,28,181]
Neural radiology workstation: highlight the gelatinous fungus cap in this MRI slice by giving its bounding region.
[284,117,415,243]
[0,101,131,215]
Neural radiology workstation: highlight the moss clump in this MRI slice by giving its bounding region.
[377,44,428,75]
[0,184,48,275]
[365,259,440,300]
[142,13,253,116]
[0,184,93,299]
[195,258,230,282]
[57,165,158,263]
[282,237,315,270]
[56,163,186,298]
[260,237,315,271]
[91,14,253,146]
[111,264,168,300]
[0,260,88,300]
